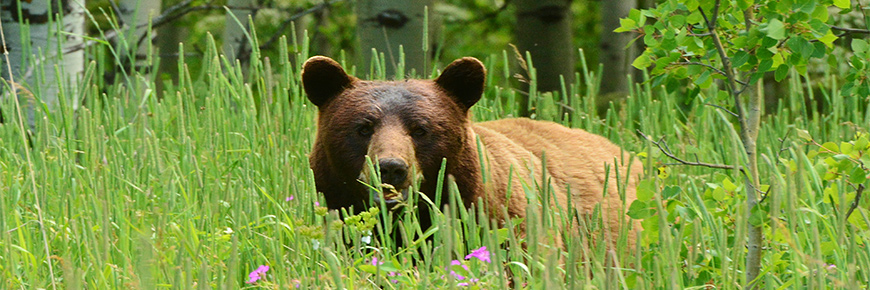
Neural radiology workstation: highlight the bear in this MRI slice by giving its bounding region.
[301,55,642,250]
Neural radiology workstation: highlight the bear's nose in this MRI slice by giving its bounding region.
[378,158,408,186]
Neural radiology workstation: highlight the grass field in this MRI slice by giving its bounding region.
[2,34,870,289]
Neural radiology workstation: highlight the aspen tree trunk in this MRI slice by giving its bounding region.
[223,0,257,69]
[156,21,187,94]
[514,0,574,117]
[598,0,635,111]
[356,0,439,78]
[1,0,86,120]
[117,0,161,80]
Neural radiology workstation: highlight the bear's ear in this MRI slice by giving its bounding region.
[435,57,486,111]
[302,56,355,107]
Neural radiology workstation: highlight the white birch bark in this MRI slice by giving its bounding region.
[357,0,439,78]
[117,0,161,79]
[223,0,257,69]
[1,0,86,120]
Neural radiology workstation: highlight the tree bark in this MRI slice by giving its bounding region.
[514,0,574,117]
[356,0,439,79]
[117,0,161,80]
[1,0,85,119]
[223,0,258,69]
[598,0,636,113]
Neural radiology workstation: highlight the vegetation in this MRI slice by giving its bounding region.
[1,1,869,289]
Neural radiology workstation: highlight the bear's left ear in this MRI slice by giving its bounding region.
[435,57,486,111]
[302,56,356,107]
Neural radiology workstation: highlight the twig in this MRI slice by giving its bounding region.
[831,25,870,35]
[259,0,344,50]
[637,130,737,170]
[704,103,739,117]
[846,184,865,220]
[672,61,729,77]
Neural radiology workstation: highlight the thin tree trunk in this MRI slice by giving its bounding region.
[741,9,762,289]
[598,0,636,115]
[223,0,257,69]
[356,0,439,78]
[1,0,85,119]
[117,0,161,80]
[514,0,574,117]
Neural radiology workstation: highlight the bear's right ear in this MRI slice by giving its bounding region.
[302,56,355,107]
[435,57,486,111]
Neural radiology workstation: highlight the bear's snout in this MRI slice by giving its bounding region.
[379,158,409,187]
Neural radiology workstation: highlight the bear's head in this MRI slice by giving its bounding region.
[302,56,486,212]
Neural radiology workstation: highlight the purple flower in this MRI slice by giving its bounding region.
[315,201,320,206]
[246,265,270,284]
[371,257,383,266]
[465,246,491,263]
[448,260,468,280]
[458,282,470,286]
[286,195,295,201]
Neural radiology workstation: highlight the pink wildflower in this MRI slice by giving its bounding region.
[246,265,270,284]
[465,246,491,263]
[286,195,295,201]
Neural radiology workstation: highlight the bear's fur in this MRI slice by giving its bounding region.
[302,56,642,248]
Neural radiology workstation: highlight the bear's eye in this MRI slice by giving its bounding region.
[357,124,374,137]
[411,127,427,137]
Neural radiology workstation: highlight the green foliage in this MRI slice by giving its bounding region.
[619,0,870,287]
[620,0,865,98]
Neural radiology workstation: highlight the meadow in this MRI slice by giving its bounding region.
[2,33,870,289]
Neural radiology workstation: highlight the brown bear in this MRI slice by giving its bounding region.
[301,56,642,249]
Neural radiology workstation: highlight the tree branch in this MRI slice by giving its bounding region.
[846,184,865,220]
[637,130,737,170]
[704,103,740,117]
[831,25,870,35]
[673,61,749,86]
[259,0,344,50]
[62,0,343,55]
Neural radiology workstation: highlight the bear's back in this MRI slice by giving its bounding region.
[472,118,641,247]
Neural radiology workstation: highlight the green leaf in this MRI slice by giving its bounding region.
[787,37,814,58]
[848,208,869,230]
[824,184,839,204]
[819,31,838,48]
[834,0,851,9]
[732,51,750,68]
[694,70,711,86]
[766,19,786,40]
[797,129,812,141]
[712,187,726,201]
[775,64,789,82]
[632,53,652,69]
[627,200,654,219]
[850,166,867,184]
[749,206,766,226]
[637,179,654,201]
[615,18,638,33]
[853,39,869,54]
[841,142,854,155]
[822,142,840,153]
[855,136,869,150]
[662,186,682,199]
[723,178,738,192]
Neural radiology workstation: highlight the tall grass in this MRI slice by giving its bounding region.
[2,25,869,289]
